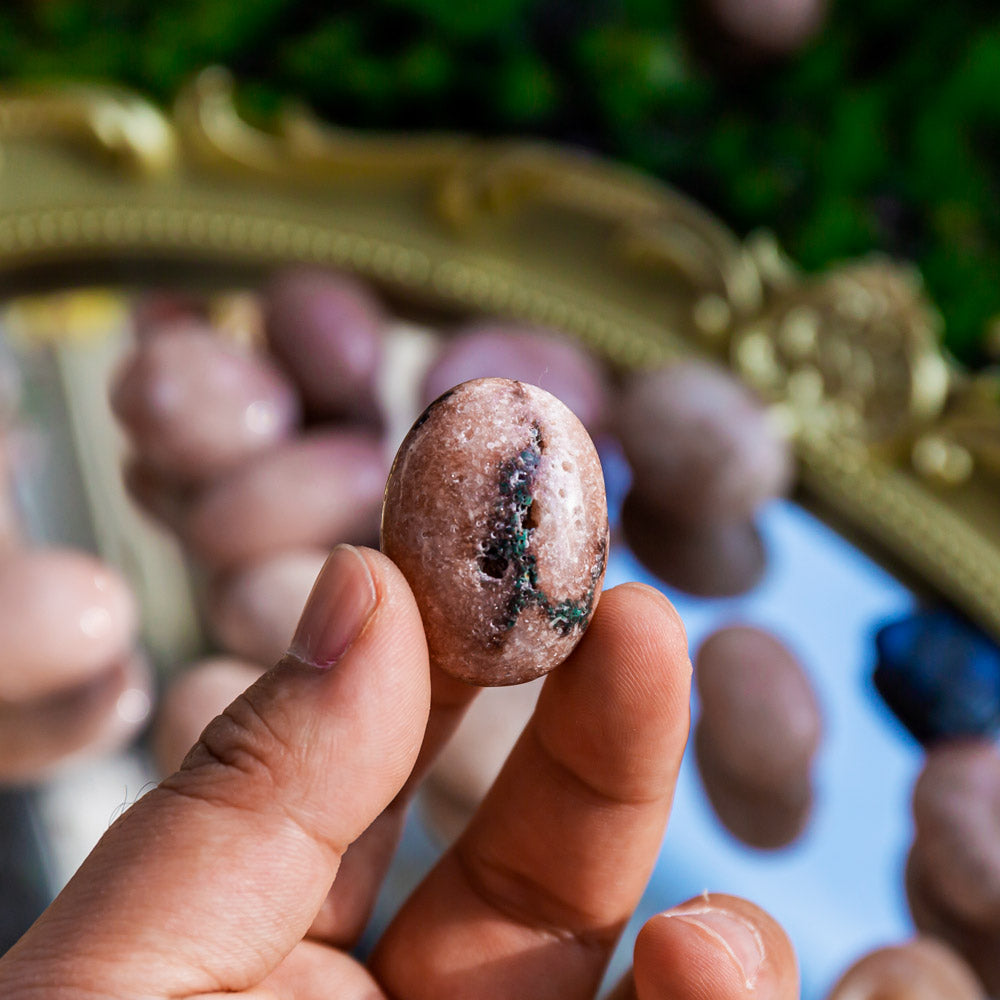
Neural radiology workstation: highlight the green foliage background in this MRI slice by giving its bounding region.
[2,0,998,363]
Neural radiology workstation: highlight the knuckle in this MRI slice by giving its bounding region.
[167,688,297,810]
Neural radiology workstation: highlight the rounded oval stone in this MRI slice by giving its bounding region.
[911,739,1000,928]
[263,267,384,421]
[111,326,301,482]
[381,378,609,686]
[826,938,985,1000]
[696,624,823,787]
[0,549,138,702]
[207,548,327,666]
[705,0,827,56]
[617,361,792,526]
[906,849,1000,996]
[183,430,387,569]
[421,322,610,432]
[694,624,822,848]
[621,491,766,597]
[0,653,151,782]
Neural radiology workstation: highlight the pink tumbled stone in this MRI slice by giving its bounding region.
[111,327,301,482]
[0,549,138,702]
[618,361,792,526]
[381,378,609,686]
[706,0,827,55]
[421,322,610,431]
[621,492,766,598]
[826,939,984,1000]
[184,431,387,569]
[694,624,822,849]
[263,268,384,421]
[696,625,822,789]
[207,548,327,666]
[912,741,1000,929]
[0,652,152,782]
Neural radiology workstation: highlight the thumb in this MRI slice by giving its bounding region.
[607,892,799,1000]
[0,546,430,999]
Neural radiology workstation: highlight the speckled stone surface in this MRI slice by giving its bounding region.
[381,378,609,686]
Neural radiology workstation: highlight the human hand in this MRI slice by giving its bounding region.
[0,544,798,999]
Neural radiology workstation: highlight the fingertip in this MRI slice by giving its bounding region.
[590,581,691,675]
[562,580,692,729]
[634,893,797,1000]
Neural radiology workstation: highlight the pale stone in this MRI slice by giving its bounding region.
[0,550,137,702]
[264,267,384,421]
[111,327,300,482]
[694,624,822,849]
[618,361,792,526]
[381,378,609,686]
[421,322,609,431]
[184,430,387,569]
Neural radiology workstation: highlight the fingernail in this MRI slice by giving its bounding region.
[661,905,765,988]
[287,545,377,668]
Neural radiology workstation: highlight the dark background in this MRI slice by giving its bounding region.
[3,0,999,365]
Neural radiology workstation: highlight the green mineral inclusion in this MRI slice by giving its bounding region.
[478,424,605,641]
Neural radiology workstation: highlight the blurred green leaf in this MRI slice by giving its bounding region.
[380,0,533,40]
[496,53,558,123]
[1,0,1000,358]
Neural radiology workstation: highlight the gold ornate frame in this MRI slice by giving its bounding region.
[1,68,998,642]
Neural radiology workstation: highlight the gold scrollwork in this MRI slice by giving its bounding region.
[0,83,176,176]
[912,373,1000,486]
[173,66,470,182]
[173,69,761,314]
[730,258,952,445]
[1,71,999,641]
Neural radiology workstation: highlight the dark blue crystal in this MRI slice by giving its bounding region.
[873,609,1000,746]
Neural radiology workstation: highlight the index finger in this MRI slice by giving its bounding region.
[371,581,692,1000]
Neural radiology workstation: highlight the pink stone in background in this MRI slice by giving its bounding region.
[906,849,1000,997]
[207,548,328,667]
[706,0,827,55]
[0,549,137,702]
[621,492,766,598]
[617,361,792,527]
[0,652,151,782]
[152,657,263,776]
[382,377,608,686]
[263,268,384,422]
[696,625,822,790]
[421,322,610,432]
[694,624,822,850]
[111,327,301,483]
[184,430,387,569]
[825,939,985,1000]
[911,741,1000,929]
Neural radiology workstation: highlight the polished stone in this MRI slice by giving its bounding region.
[381,377,609,685]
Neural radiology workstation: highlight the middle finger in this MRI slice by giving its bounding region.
[370,581,691,1000]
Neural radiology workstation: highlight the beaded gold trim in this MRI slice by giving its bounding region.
[2,69,998,640]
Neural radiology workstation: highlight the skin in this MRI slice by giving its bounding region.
[0,548,798,999]
[825,937,984,1000]
[207,550,328,666]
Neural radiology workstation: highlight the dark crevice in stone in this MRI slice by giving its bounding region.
[479,423,605,645]
[411,387,456,431]
[478,551,509,579]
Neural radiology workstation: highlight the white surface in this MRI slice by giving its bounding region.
[35,750,157,892]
